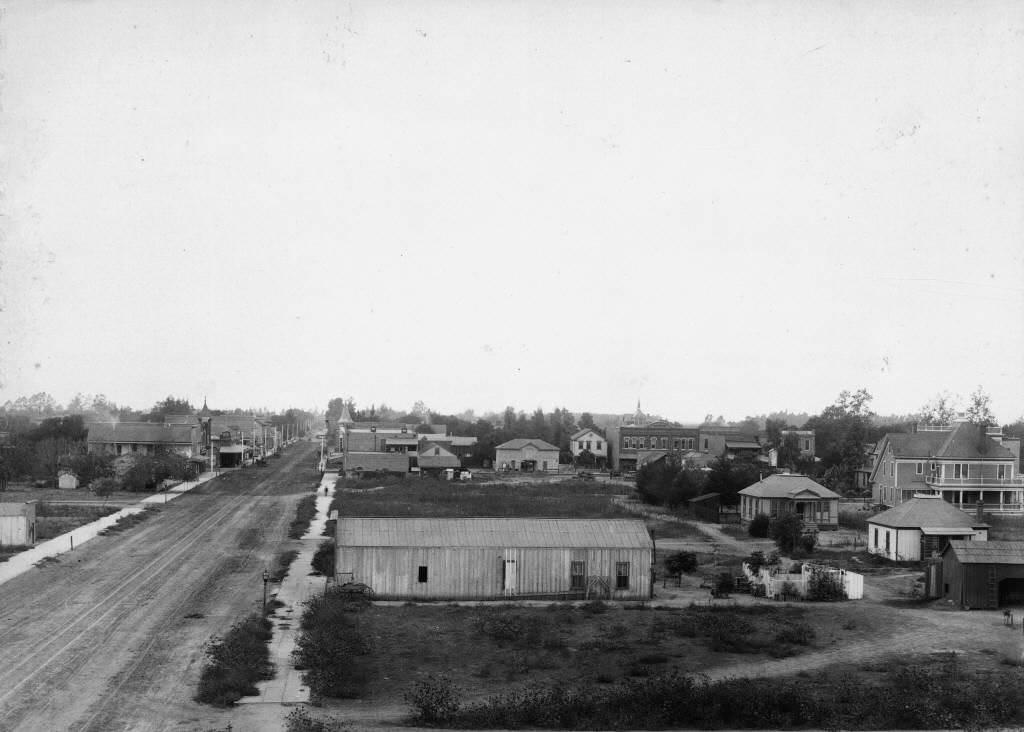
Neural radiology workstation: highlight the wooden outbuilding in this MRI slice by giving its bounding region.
[335,517,654,601]
[867,494,988,561]
[939,540,1024,609]
[0,502,37,546]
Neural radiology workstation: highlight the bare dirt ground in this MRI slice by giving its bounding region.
[0,442,319,732]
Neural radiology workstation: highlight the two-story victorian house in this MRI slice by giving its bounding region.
[870,420,1023,514]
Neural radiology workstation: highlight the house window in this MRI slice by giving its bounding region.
[661,437,667,449]
[579,441,585,450]
[585,440,591,450]
[688,438,694,449]
[803,439,810,451]
[998,464,1008,480]
[673,439,680,450]
[639,437,647,449]
[954,463,968,479]
[703,438,708,450]
[417,566,428,583]
[596,441,602,450]
[884,532,890,553]
[616,562,630,589]
[873,528,878,547]
[916,462,923,475]
[570,561,586,589]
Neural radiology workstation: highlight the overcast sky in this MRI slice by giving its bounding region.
[2,1,1022,423]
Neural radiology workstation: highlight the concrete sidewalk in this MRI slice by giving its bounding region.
[234,472,337,720]
[0,471,217,588]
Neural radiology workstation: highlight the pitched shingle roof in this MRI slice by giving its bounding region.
[739,474,840,499]
[495,438,560,452]
[943,540,1024,564]
[338,517,653,549]
[868,496,988,529]
[882,423,1015,460]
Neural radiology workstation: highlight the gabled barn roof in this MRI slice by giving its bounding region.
[495,438,560,452]
[338,517,653,549]
[943,540,1024,564]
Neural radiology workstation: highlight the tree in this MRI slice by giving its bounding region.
[748,513,770,538]
[965,386,995,426]
[777,432,802,470]
[804,389,876,493]
[770,512,807,554]
[579,412,596,430]
[765,418,786,449]
[576,448,597,468]
[918,391,960,425]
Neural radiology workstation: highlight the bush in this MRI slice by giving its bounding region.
[664,551,698,575]
[310,541,335,577]
[293,585,372,698]
[405,675,462,724]
[805,567,847,602]
[195,614,274,706]
[748,513,770,538]
[799,532,818,553]
[769,512,806,554]
[289,495,319,539]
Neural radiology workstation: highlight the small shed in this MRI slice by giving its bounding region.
[688,492,740,524]
[58,470,80,490]
[0,502,37,546]
[867,494,988,561]
[494,439,560,473]
[336,517,654,601]
[940,540,1024,609]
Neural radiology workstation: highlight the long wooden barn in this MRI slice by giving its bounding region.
[335,517,654,601]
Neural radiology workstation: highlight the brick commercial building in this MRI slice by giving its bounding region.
[607,421,699,472]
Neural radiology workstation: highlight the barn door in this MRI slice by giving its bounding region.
[503,549,517,595]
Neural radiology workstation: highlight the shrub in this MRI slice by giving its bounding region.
[404,675,461,724]
[799,532,818,553]
[289,495,318,539]
[664,551,698,575]
[769,512,806,553]
[805,567,847,601]
[310,541,335,577]
[195,614,274,706]
[748,513,770,538]
[293,586,372,698]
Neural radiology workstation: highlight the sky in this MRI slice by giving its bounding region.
[1,1,1023,423]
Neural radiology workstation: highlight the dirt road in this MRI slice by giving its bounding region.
[0,442,319,732]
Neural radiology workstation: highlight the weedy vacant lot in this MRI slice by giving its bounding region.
[35,502,122,540]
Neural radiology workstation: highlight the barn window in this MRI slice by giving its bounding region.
[570,561,586,589]
[616,562,630,589]
[417,566,428,583]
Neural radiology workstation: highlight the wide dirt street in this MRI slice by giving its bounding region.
[0,441,320,732]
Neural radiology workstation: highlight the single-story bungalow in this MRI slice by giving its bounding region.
[688,492,740,524]
[494,439,560,473]
[336,517,653,600]
[867,494,988,561]
[0,502,36,546]
[738,474,840,530]
[938,540,1024,609]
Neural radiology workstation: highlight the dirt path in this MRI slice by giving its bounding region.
[0,442,320,732]
[612,496,772,554]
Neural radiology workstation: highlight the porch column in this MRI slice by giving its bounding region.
[958,489,963,508]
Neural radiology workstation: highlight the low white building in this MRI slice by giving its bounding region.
[495,439,560,473]
[867,493,988,561]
